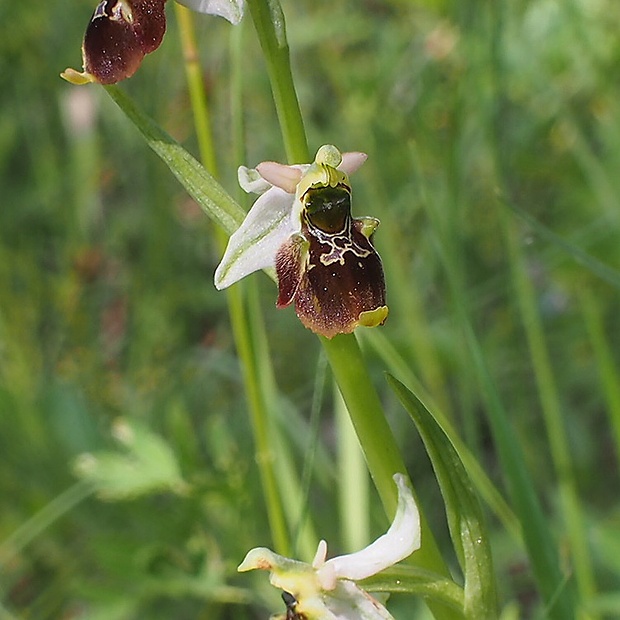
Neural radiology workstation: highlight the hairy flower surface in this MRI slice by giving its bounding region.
[215,145,388,338]
[238,474,420,620]
[61,0,244,85]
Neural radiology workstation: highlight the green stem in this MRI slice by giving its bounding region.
[174,3,219,175]
[482,2,579,615]
[579,288,620,470]
[174,6,290,555]
[246,282,318,560]
[321,335,455,600]
[500,209,597,616]
[227,281,291,555]
[245,0,309,163]
[0,481,93,565]
[246,2,458,614]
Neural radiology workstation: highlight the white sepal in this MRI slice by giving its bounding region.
[238,166,272,194]
[319,474,420,583]
[175,0,245,24]
[214,186,298,289]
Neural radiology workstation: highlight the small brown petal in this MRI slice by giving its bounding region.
[81,0,167,84]
[275,234,308,308]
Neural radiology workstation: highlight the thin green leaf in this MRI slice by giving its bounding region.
[103,85,246,236]
[361,566,465,612]
[503,197,620,290]
[360,329,521,543]
[387,375,497,620]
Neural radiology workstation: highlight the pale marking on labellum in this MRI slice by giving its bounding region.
[306,218,373,267]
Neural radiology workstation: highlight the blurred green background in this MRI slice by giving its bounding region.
[2,0,620,618]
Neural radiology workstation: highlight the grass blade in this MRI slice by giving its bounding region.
[387,375,497,619]
[503,198,620,290]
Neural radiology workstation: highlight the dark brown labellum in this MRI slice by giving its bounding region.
[82,0,167,84]
[275,184,388,338]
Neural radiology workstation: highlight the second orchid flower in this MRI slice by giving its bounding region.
[62,0,244,85]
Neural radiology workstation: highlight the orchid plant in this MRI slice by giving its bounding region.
[55,0,548,618]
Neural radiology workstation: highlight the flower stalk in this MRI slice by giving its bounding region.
[174,5,292,556]
[244,0,454,600]
[71,0,461,614]
[245,0,308,163]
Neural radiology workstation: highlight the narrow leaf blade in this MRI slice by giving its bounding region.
[387,375,497,619]
[103,85,246,236]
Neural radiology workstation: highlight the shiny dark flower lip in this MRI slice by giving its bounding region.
[61,0,245,85]
[215,145,389,338]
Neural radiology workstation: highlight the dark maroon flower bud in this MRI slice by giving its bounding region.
[62,0,167,84]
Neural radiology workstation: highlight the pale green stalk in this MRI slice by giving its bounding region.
[0,481,93,566]
[291,351,328,558]
[174,4,218,175]
[484,2,580,615]
[579,288,620,468]
[499,210,597,617]
[245,284,318,561]
[226,280,291,555]
[246,1,458,616]
[175,5,290,555]
[413,135,576,619]
[335,385,369,553]
[447,273,576,620]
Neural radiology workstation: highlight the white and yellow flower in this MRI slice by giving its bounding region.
[238,474,420,619]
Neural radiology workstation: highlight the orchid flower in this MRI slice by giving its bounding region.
[61,0,244,85]
[238,473,420,620]
[215,145,389,338]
